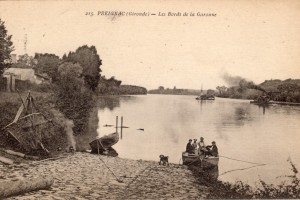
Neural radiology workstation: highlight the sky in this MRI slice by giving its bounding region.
[0,0,300,90]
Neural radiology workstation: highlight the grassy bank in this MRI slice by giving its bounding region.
[0,91,68,156]
[189,160,300,199]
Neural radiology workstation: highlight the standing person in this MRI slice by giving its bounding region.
[207,141,219,157]
[192,139,198,155]
[186,139,194,154]
[198,137,207,155]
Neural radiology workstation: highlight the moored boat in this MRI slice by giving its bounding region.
[89,132,119,153]
[195,95,215,100]
[182,152,219,167]
[195,84,215,100]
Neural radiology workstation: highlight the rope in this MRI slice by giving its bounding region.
[219,155,267,165]
[218,154,267,176]
[219,164,266,176]
[123,165,158,198]
[96,140,123,183]
[97,156,123,182]
[126,165,154,187]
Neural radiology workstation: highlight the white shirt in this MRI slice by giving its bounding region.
[198,141,206,149]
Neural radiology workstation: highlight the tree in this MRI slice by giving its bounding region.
[0,18,14,76]
[58,62,82,78]
[158,86,164,90]
[64,45,102,91]
[216,86,227,94]
[11,54,36,68]
[56,62,93,135]
[34,53,60,82]
[17,54,36,67]
[277,83,299,94]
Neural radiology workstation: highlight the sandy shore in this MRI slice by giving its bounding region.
[0,152,209,199]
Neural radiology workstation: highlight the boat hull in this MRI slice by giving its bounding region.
[182,152,219,167]
[196,95,215,100]
[89,132,119,152]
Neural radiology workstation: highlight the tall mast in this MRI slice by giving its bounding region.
[201,83,203,95]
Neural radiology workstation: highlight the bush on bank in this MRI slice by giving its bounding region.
[55,62,95,135]
[190,160,300,199]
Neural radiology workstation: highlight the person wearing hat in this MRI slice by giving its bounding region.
[206,141,219,157]
[186,139,194,154]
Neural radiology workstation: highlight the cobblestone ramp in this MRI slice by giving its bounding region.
[1,153,209,199]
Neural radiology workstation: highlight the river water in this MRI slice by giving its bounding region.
[94,94,300,185]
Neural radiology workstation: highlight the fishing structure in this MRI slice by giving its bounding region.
[1,91,53,154]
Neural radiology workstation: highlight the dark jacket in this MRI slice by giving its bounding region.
[210,145,218,157]
[186,142,194,154]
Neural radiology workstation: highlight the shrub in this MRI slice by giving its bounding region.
[191,159,299,199]
[55,62,94,135]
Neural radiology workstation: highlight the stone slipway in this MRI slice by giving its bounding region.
[0,152,209,199]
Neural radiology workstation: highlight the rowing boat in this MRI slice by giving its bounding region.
[89,132,119,153]
[182,152,219,167]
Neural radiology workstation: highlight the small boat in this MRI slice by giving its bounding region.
[195,84,215,100]
[182,152,219,167]
[89,132,119,153]
[250,95,271,105]
[196,94,215,100]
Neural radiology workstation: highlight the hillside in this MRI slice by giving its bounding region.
[216,78,300,102]
[259,79,300,92]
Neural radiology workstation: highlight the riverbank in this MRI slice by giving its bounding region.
[250,100,300,106]
[1,152,209,199]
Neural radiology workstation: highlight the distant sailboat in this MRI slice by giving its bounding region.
[195,84,203,100]
[195,84,215,100]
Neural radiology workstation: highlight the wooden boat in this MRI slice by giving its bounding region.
[195,84,215,100]
[89,132,119,153]
[182,152,219,167]
[250,95,271,105]
[196,95,215,100]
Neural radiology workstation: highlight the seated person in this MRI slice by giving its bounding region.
[206,141,219,157]
[186,139,194,154]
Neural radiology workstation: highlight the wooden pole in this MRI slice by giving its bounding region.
[116,116,118,133]
[121,116,123,139]
[97,140,100,155]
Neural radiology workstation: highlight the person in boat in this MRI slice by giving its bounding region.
[186,139,194,154]
[206,141,219,157]
[198,137,208,155]
[192,139,198,155]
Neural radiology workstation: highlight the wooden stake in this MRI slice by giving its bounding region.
[116,116,118,133]
[121,116,123,139]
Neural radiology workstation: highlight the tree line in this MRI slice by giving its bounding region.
[148,86,203,96]
[216,79,300,103]
[0,17,146,136]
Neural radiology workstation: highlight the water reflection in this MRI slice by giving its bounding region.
[97,96,121,111]
[76,107,99,151]
[96,96,141,111]
[257,105,268,115]
[90,95,300,186]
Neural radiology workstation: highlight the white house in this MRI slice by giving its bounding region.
[4,68,51,84]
